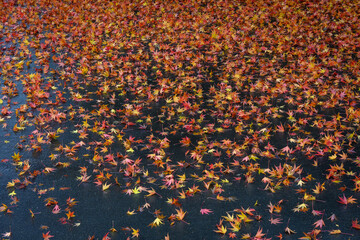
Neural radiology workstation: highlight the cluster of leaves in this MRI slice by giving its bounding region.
[1,0,360,239]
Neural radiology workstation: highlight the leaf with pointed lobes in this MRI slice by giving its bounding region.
[313,219,325,228]
[29,209,35,218]
[329,229,341,235]
[180,137,191,147]
[281,146,293,154]
[285,227,296,234]
[328,214,337,222]
[66,210,75,219]
[102,232,111,240]
[52,205,61,214]
[127,209,136,215]
[102,182,112,191]
[131,228,139,238]
[254,227,265,239]
[352,219,360,230]
[149,217,164,227]
[228,232,237,239]
[214,225,227,235]
[338,194,356,205]
[175,208,186,221]
[270,217,282,225]
[0,204,8,212]
[311,210,323,216]
[42,231,54,240]
[200,208,213,215]
[2,232,11,238]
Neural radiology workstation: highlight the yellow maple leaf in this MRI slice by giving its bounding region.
[127,209,136,215]
[149,217,164,227]
[131,228,139,238]
[132,187,141,194]
[214,225,227,234]
[102,182,112,191]
[329,229,341,235]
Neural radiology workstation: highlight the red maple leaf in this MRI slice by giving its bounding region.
[352,219,360,230]
[228,232,237,239]
[200,208,213,215]
[313,219,325,228]
[270,217,282,225]
[338,194,357,205]
[42,231,54,240]
[254,227,265,239]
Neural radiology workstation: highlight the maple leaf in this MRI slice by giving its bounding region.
[254,227,265,239]
[339,152,348,160]
[132,186,141,194]
[159,233,169,240]
[52,205,61,214]
[352,219,360,230]
[180,137,191,147]
[145,188,159,197]
[229,221,241,232]
[126,209,136,215]
[66,210,75,219]
[66,197,77,207]
[311,210,323,216]
[296,180,305,188]
[299,229,321,240]
[166,198,181,207]
[149,217,164,228]
[313,219,325,228]
[200,208,213,215]
[8,191,16,197]
[131,228,139,238]
[276,233,283,239]
[229,232,237,239]
[237,211,253,223]
[241,156,250,162]
[242,207,256,216]
[223,212,235,222]
[43,167,56,174]
[270,217,282,225]
[143,202,151,209]
[2,232,11,238]
[102,232,111,240]
[124,189,133,195]
[312,182,325,194]
[328,214,337,222]
[0,204,8,212]
[276,124,285,132]
[175,208,186,221]
[189,151,202,161]
[293,203,308,212]
[284,227,296,234]
[338,194,356,205]
[214,225,227,235]
[241,233,251,239]
[163,176,174,187]
[281,146,293,154]
[42,231,54,240]
[102,182,112,191]
[44,198,58,206]
[11,152,22,162]
[29,209,35,218]
[329,229,341,234]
